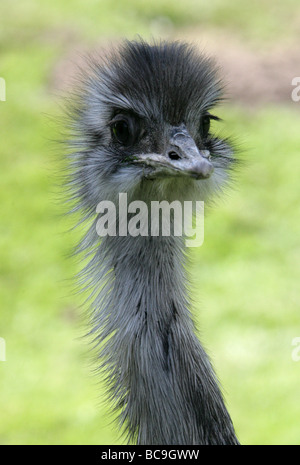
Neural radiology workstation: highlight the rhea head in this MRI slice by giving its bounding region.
[69,40,234,209]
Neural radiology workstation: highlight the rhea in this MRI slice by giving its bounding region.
[66,40,239,445]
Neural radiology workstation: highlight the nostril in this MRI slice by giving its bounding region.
[168,151,181,161]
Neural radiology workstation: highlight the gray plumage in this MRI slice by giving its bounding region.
[65,39,239,445]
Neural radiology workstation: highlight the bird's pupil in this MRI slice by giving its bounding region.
[113,121,129,144]
[201,115,210,138]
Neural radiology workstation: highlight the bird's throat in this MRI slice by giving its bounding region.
[94,233,239,445]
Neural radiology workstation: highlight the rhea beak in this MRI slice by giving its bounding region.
[134,126,214,180]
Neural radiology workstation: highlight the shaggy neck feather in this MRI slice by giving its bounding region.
[91,229,239,445]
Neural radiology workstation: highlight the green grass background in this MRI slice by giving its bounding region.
[0,0,299,445]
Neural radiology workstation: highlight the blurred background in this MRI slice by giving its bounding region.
[0,0,300,445]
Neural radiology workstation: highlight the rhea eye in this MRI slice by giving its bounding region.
[112,120,130,145]
[200,114,211,139]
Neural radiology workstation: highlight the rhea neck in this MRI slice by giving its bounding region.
[113,233,188,335]
[94,185,239,445]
